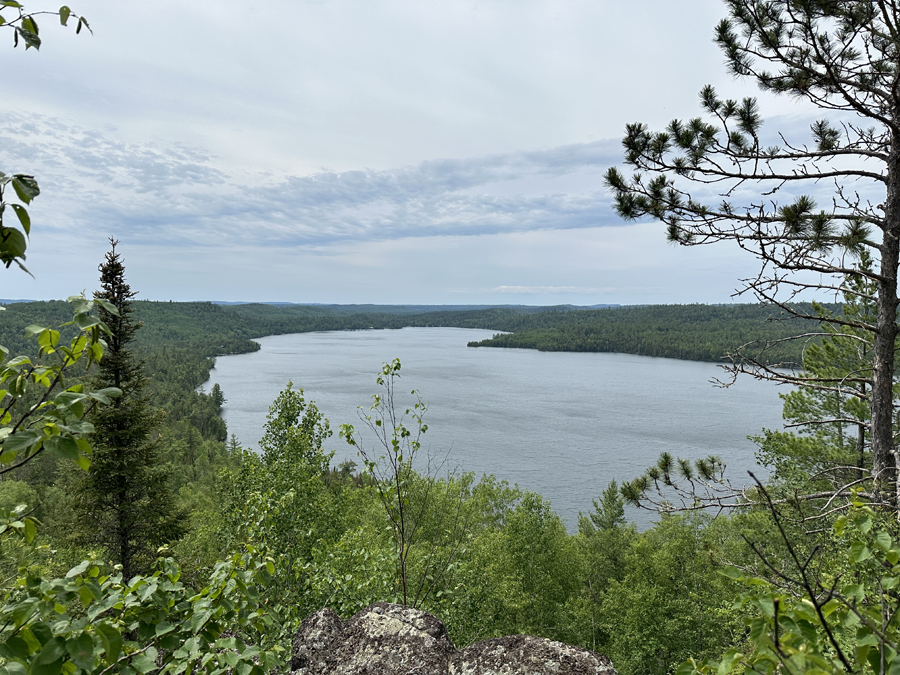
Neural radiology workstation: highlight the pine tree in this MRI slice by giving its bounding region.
[606,2,900,504]
[69,239,185,579]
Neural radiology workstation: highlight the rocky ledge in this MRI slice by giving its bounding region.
[290,602,617,675]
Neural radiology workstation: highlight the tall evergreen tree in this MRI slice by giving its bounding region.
[69,239,185,579]
[606,1,900,504]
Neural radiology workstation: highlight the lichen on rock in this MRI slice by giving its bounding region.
[290,602,617,675]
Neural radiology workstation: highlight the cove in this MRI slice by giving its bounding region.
[205,327,786,529]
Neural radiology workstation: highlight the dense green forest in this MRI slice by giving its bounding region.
[464,303,826,364]
[0,298,826,370]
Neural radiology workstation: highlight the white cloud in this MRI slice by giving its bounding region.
[1,113,625,249]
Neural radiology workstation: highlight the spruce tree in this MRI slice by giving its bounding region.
[70,239,185,579]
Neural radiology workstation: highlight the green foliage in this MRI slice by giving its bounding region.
[580,480,626,533]
[684,499,900,675]
[340,359,429,607]
[598,515,744,675]
[754,256,886,495]
[0,295,119,477]
[258,382,332,475]
[605,0,900,501]
[445,492,579,645]
[0,173,38,274]
[468,304,817,365]
[213,382,343,641]
[0,300,820,375]
[0,551,282,675]
[307,517,396,618]
[0,2,90,51]
[64,243,185,580]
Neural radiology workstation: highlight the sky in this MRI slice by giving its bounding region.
[0,0,851,305]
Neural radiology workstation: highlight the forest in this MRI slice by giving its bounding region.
[4,1,900,675]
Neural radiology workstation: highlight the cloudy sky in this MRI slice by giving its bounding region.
[2,0,836,305]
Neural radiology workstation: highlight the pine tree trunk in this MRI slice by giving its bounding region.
[873,138,900,503]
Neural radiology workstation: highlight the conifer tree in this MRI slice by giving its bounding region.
[69,239,185,578]
[606,1,900,504]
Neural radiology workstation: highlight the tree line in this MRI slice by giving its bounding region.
[1,299,824,371]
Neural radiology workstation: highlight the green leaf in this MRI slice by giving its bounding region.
[0,227,27,259]
[1,430,42,458]
[93,298,119,316]
[717,650,741,675]
[854,512,873,534]
[190,609,213,633]
[37,329,60,353]
[29,624,52,648]
[96,624,122,665]
[23,518,36,544]
[34,638,65,666]
[11,599,37,629]
[65,633,93,671]
[90,387,121,404]
[131,653,157,674]
[20,15,37,35]
[851,541,872,563]
[888,657,900,675]
[15,26,40,50]
[154,622,174,637]
[10,204,30,234]
[28,659,61,675]
[0,636,30,661]
[11,176,39,203]
[43,436,79,461]
[77,585,94,607]
[66,561,90,578]
[58,6,70,25]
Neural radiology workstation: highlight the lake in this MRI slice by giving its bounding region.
[204,327,787,529]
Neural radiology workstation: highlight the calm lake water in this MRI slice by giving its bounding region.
[204,327,786,529]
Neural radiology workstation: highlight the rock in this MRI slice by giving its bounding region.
[291,602,456,674]
[290,607,345,672]
[291,603,617,675]
[450,634,617,674]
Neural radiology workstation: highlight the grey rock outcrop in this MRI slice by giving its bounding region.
[291,602,456,674]
[451,634,616,674]
[291,602,616,675]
